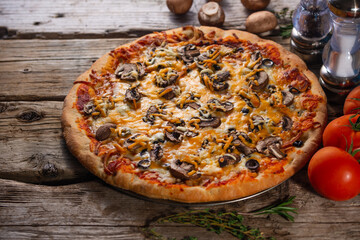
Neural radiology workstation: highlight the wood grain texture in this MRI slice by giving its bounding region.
[0,39,132,101]
[0,101,91,183]
[0,0,294,39]
[1,177,359,239]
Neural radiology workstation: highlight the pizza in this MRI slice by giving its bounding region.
[62,26,327,203]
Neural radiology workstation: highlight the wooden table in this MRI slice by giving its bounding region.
[0,1,358,239]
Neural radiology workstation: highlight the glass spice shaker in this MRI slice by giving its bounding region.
[319,0,360,95]
[291,0,331,65]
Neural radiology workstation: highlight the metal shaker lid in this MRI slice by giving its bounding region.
[328,0,360,18]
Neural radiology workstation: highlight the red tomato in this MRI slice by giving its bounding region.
[308,147,360,201]
[323,114,360,160]
[344,85,360,115]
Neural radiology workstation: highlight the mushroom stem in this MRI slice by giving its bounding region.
[198,2,225,27]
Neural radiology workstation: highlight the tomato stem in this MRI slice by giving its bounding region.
[349,114,360,131]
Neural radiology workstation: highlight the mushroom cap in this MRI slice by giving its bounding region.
[166,0,193,15]
[169,159,200,180]
[178,44,200,63]
[95,123,117,141]
[218,153,241,167]
[125,87,141,102]
[207,98,234,112]
[115,63,145,81]
[252,71,269,91]
[150,143,163,162]
[281,115,293,131]
[191,116,222,128]
[281,90,294,106]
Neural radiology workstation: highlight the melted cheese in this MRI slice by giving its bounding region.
[83,42,315,185]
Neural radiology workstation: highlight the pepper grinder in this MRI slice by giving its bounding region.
[291,0,331,65]
[319,0,360,95]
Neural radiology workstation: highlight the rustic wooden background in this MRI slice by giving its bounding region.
[0,0,358,239]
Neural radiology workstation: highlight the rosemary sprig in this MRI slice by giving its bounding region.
[143,196,297,240]
[157,209,267,240]
[253,196,298,222]
[274,8,294,38]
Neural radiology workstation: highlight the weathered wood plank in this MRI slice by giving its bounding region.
[1,178,359,239]
[1,223,359,240]
[0,39,131,101]
[0,37,292,101]
[0,101,91,183]
[0,226,144,240]
[0,0,296,39]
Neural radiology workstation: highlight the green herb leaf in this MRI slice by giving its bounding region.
[156,209,268,239]
[253,196,298,222]
[143,197,298,239]
[275,8,294,38]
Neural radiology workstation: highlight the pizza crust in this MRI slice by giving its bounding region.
[62,26,327,203]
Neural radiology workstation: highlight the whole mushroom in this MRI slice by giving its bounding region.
[245,11,278,34]
[198,2,225,27]
[241,0,270,11]
[166,0,193,15]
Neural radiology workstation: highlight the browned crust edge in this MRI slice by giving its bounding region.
[61,26,327,203]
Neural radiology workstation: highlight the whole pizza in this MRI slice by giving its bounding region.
[62,26,327,203]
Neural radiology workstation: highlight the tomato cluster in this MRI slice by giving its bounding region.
[308,87,360,201]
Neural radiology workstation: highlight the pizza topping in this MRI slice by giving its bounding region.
[176,92,201,109]
[178,44,200,63]
[241,108,250,114]
[124,133,149,152]
[200,72,229,92]
[144,104,167,124]
[95,123,117,141]
[125,86,141,107]
[251,51,262,61]
[185,130,199,138]
[231,134,254,156]
[214,70,231,82]
[245,159,260,171]
[281,90,294,106]
[150,143,163,162]
[115,62,145,81]
[120,127,132,137]
[250,71,269,91]
[281,115,293,131]
[289,87,301,95]
[207,99,234,112]
[256,136,286,159]
[137,159,152,170]
[169,159,200,180]
[196,48,221,69]
[261,58,274,68]
[249,115,265,132]
[144,105,159,124]
[239,91,260,108]
[159,85,181,100]
[165,125,185,143]
[83,101,95,115]
[190,116,221,128]
[212,79,229,91]
[154,68,179,87]
[218,153,241,167]
[293,140,303,148]
[186,102,201,110]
